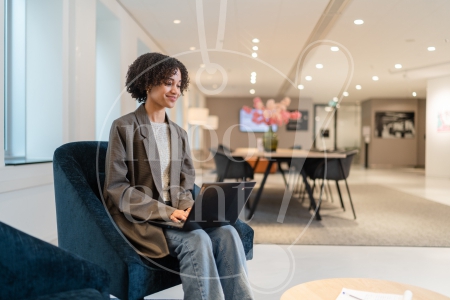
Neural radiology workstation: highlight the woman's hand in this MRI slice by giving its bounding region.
[170,209,189,223]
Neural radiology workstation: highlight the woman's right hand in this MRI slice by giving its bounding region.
[170,209,189,223]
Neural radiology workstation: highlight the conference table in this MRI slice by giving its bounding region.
[231,148,346,221]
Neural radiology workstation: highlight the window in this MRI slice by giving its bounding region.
[4,0,63,164]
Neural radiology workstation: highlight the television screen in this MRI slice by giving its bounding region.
[239,108,278,132]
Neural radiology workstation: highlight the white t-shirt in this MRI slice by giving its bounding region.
[150,121,171,203]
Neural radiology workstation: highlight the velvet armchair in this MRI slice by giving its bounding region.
[0,221,110,300]
[53,141,254,300]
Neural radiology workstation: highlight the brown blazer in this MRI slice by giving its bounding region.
[103,103,195,258]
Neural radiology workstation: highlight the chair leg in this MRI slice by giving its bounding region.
[344,178,357,220]
[299,182,306,203]
[322,179,330,202]
[327,180,334,203]
[293,174,298,194]
[310,180,317,209]
[335,181,346,211]
[318,179,325,209]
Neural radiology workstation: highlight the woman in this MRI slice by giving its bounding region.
[103,53,254,300]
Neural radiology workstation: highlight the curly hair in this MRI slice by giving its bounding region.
[125,52,190,103]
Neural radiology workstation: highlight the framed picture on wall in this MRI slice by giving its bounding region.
[438,110,450,132]
[374,111,415,138]
[286,110,309,131]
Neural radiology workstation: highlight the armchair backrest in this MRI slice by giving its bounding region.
[53,142,136,260]
[53,141,108,201]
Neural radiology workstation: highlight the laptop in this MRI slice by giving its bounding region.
[148,181,256,231]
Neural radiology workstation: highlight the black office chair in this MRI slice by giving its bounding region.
[304,150,358,219]
[210,147,254,182]
[217,144,234,154]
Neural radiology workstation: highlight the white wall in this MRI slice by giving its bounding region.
[426,76,450,178]
[95,0,121,141]
[0,0,166,242]
[361,98,420,167]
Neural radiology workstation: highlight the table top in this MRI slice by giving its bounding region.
[280,278,450,300]
[231,147,347,159]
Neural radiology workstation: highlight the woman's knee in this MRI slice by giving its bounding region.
[220,225,239,237]
[213,225,241,244]
[185,229,213,250]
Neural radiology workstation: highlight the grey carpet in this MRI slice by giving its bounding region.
[247,184,450,246]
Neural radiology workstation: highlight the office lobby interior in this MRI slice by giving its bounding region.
[1,0,450,299]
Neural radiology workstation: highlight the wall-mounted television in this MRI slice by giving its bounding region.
[239,108,278,132]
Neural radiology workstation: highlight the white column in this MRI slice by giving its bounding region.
[67,0,97,142]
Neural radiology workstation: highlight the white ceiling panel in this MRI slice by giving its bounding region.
[118,0,450,103]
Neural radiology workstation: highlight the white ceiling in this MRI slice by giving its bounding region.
[118,0,450,104]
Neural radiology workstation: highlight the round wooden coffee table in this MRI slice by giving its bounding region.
[280,278,450,300]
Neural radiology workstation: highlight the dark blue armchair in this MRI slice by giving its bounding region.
[0,221,110,300]
[53,141,254,300]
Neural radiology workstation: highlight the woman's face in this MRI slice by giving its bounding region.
[147,68,182,109]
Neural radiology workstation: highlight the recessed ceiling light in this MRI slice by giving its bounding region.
[316,64,324,69]
[412,92,417,97]
[333,97,338,102]
[200,64,205,68]
[251,72,256,76]
[252,38,259,43]
[356,85,362,90]
[343,91,349,97]
[395,64,402,69]
[372,76,379,81]
[252,52,258,58]
[354,19,364,25]
[331,46,339,52]
[190,47,196,51]
[305,76,312,81]
[251,80,256,84]
[428,46,436,51]
[298,84,304,90]
[252,46,258,51]
[250,89,256,94]
[173,20,181,24]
